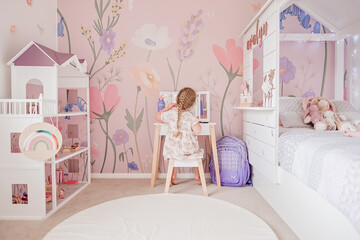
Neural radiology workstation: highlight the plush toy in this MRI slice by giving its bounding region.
[344,122,360,137]
[322,110,337,130]
[302,98,327,131]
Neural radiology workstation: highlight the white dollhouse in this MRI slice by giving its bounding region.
[0,41,91,220]
[236,0,360,239]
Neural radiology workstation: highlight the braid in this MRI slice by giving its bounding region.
[174,87,196,137]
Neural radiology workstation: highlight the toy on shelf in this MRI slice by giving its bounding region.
[240,82,252,107]
[59,188,65,199]
[12,192,28,204]
[71,142,80,152]
[61,145,71,154]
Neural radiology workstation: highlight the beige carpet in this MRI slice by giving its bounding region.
[0,179,299,240]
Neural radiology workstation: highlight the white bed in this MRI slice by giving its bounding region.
[239,0,360,238]
[278,127,360,234]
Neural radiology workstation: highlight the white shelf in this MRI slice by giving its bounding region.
[45,147,88,164]
[44,112,88,118]
[234,106,275,111]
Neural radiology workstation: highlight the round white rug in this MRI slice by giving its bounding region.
[44,194,278,240]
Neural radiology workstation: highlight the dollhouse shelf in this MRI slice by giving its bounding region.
[44,112,88,118]
[45,147,88,164]
[46,181,89,216]
[233,107,275,111]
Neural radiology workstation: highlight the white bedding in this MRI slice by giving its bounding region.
[278,128,360,233]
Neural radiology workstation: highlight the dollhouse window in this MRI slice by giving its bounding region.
[12,184,28,204]
[26,79,43,99]
[10,133,21,153]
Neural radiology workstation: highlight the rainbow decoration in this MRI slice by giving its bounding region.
[22,130,59,152]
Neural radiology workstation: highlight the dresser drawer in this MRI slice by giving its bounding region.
[248,149,277,183]
[243,121,275,146]
[243,134,276,165]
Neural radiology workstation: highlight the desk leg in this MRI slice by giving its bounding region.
[151,125,161,187]
[210,125,221,187]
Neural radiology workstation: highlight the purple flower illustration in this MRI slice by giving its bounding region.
[100,29,116,55]
[80,141,88,147]
[113,129,129,145]
[279,57,296,84]
[128,161,139,171]
[302,91,316,98]
[177,9,204,61]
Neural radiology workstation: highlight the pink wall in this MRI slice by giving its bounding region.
[57,0,267,174]
[57,1,335,174]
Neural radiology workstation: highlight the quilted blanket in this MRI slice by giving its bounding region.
[278,129,360,233]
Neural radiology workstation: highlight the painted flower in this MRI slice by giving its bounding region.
[128,161,139,171]
[132,23,171,50]
[100,29,116,55]
[27,0,33,6]
[57,17,64,37]
[112,129,129,145]
[177,9,204,61]
[213,38,243,76]
[90,147,100,157]
[279,57,296,84]
[302,91,316,98]
[129,63,160,97]
[10,25,16,34]
[90,84,120,119]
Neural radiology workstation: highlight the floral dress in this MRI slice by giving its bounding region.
[161,108,203,160]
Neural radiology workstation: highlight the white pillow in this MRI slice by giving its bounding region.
[279,97,304,113]
[332,100,356,112]
[340,111,360,121]
[279,112,311,128]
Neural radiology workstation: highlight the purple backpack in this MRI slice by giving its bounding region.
[209,136,251,187]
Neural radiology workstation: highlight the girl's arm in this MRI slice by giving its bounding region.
[192,122,201,134]
[155,103,176,122]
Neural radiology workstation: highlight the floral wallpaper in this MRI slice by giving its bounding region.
[277,4,335,99]
[57,0,266,174]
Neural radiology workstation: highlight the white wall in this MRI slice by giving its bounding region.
[0,0,57,98]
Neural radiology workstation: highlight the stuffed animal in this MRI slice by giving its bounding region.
[302,98,327,131]
[322,110,337,130]
[344,122,360,137]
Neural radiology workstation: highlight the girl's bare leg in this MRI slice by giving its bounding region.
[194,167,201,185]
[171,167,178,185]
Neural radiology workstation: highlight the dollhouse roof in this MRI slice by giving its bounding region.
[243,0,360,39]
[7,41,85,73]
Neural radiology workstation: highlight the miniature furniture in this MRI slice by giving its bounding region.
[150,122,221,188]
[164,152,208,196]
[0,42,91,220]
[235,0,360,239]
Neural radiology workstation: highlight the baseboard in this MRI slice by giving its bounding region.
[91,173,211,179]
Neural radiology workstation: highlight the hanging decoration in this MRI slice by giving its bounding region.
[280,4,316,31]
[19,122,62,161]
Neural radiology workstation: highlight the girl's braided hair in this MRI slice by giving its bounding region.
[174,87,197,137]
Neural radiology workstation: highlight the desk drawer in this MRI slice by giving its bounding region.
[243,122,275,146]
[243,134,276,165]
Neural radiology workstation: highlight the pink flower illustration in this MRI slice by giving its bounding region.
[100,29,116,55]
[213,38,243,76]
[129,63,160,97]
[90,84,120,119]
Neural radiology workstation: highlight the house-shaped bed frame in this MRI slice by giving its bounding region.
[236,0,360,239]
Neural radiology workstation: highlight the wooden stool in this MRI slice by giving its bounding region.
[164,154,208,197]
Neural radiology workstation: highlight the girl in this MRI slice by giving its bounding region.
[155,87,203,185]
